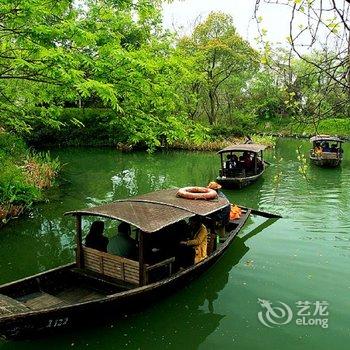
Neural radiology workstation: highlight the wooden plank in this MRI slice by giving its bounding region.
[23,292,67,310]
[76,215,83,268]
[56,287,105,304]
[99,255,104,273]
[145,257,175,272]
[139,231,145,285]
[121,262,125,281]
[82,246,140,284]
[0,294,29,316]
[83,247,139,267]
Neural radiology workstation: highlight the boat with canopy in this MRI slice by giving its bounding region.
[0,188,260,339]
[216,144,267,188]
[309,135,344,167]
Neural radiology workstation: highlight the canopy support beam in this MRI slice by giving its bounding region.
[76,215,83,268]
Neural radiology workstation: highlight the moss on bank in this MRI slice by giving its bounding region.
[0,131,60,226]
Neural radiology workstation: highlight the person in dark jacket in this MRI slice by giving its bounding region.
[107,222,136,259]
[85,220,108,252]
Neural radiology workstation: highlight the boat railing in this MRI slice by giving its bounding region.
[80,246,139,285]
[144,257,175,284]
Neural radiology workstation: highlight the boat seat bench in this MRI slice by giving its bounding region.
[81,246,140,286]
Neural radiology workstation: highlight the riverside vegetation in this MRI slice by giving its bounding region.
[0,131,60,226]
[0,1,349,223]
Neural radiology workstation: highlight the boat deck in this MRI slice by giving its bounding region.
[17,287,106,311]
[0,294,30,316]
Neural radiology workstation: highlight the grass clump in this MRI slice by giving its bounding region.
[0,131,61,226]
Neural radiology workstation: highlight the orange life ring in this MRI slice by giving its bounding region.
[176,186,218,200]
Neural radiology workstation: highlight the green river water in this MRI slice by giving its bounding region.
[0,138,349,349]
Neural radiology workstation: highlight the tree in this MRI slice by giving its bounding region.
[254,0,350,97]
[0,0,208,150]
[179,12,259,125]
[0,0,120,131]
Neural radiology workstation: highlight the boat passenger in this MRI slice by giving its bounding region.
[314,142,323,156]
[240,152,253,171]
[330,144,338,153]
[226,155,239,173]
[231,154,239,168]
[207,182,230,238]
[225,155,233,170]
[180,216,208,264]
[322,142,331,152]
[85,221,108,252]
[107,222,136,259]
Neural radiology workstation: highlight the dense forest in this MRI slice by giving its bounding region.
[1,0,349,223]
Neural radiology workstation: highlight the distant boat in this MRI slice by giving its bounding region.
[309,135,344,167]
[216,144,268,188]
[0,189,253,340]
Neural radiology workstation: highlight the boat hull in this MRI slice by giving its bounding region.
[216,172,263,189]
[309,156,342,167]
[0,213,250,340]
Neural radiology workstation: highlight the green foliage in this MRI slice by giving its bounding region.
[178,12,260,126]
[0,131,27,160]
[1,2,349,150]
[0,132,61,223]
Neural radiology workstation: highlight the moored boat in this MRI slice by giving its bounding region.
[216,144,267,188]
[0,188,257,340]
[309,135,343,167]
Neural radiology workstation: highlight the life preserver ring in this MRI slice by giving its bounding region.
[176,187,218,200]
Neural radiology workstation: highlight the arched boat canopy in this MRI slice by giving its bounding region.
[310,135,343,143]
[217,144,267,154]
[65,188,229,233]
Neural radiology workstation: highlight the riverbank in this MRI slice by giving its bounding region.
[24,108,277,151]
[169,134,276,151]
[0,131,61,227]
[25,108,350,152]
[256,116,350,139]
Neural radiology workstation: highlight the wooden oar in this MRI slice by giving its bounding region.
[238,205,282,219]
[263,160,271,166]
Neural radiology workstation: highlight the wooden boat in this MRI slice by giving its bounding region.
[309,135,344,167]
[216,144,267,188]
[0,189,253,340]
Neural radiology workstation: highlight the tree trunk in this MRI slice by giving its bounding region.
[208,89,216,125]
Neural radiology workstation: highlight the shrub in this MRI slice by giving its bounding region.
[0,131,61,225]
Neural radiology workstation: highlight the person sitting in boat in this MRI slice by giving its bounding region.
[180,216,208,264]
[330,144,338,153]
[240,152,253,171]
[322,142,331,152]
[314,142,323,156]
[207,182,230,238]
[107,222,136,259]
[225,155,233,171]
[231,154,240,168]
[85,220,109,252]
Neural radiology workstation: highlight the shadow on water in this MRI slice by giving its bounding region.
[0,219,275,350]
